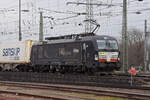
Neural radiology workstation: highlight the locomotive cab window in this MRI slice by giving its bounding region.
[97,40,106,49]
[108,40,118,50]
[97,39,118,50]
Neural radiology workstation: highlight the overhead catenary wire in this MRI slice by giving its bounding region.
[0,0,149,41]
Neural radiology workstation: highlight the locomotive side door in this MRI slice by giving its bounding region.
[82,42,94,68]
[82,43,87,64]
[31,46,38,64]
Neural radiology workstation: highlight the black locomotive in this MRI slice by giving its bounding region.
[30,33,121,73]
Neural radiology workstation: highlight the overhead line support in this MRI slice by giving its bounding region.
[122,0,128,72]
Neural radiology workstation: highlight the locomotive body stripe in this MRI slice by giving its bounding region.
[99,59,118,62]
[99,59,107,62]
[110,59,118,62]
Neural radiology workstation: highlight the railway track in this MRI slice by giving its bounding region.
[0,81,150,100]
[0,90,66,100]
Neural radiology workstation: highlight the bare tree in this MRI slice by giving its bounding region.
[128,28,144,69]
[119,28,144,71]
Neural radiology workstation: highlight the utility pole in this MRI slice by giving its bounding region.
[19,0,22,41]
[122,0,128,72]
[85,0,94,33]
[67,1,114,34]
[39,12,43,41]
[144,20,149,72]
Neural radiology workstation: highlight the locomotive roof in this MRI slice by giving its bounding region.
[33,35,116,46]
[45,33,95,40]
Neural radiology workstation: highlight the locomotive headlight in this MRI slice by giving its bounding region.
[95,54,98,60]
[99,55,106,59]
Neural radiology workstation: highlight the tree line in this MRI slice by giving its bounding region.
[119,28,150,71]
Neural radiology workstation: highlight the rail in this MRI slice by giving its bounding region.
[0,81,150,100]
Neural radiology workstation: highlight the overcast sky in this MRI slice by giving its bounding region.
[0,0,150,42]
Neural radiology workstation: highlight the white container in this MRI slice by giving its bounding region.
[0,40,35,64]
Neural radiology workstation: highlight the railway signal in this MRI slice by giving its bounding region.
[128,67,136,75]
[128,67,136,86]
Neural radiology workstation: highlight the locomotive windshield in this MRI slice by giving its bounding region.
[108,40,118,49]
[97,40,106,49]
[97,39,118,50]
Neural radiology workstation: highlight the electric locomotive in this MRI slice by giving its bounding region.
[30,33,121,73]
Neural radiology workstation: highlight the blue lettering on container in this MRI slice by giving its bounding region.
[2,48,20,56]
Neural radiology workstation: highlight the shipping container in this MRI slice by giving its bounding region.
[0,40,35,64]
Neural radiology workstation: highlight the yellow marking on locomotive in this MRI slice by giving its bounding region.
[99,52,105,55]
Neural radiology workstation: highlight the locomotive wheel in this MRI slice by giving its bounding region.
[16,65,28,72]
[50,68,56,73]
[0,67,2,72]
[60,66,66,74]
[87,68,94,75]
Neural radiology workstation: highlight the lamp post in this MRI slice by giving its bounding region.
[19,0,22,41]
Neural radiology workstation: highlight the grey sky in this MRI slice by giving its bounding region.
[0,0,149,42]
